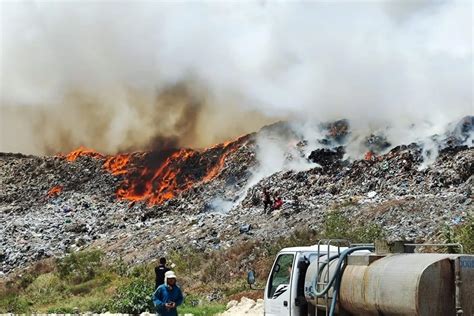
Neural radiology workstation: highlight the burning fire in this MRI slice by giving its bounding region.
[64,146,104,161]
[104,154,134,175]
[60,137,245,205]
[47,185,63,197]
[364,151,375,161]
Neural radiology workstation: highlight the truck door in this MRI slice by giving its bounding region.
[265,253,295,316]
[292,254,311,316]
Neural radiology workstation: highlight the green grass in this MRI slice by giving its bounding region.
[0,293,32,313]
[179,303,226,316]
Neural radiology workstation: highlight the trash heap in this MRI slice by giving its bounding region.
[0,118,472,275]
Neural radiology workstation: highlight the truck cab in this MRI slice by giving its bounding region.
[264,245,344,316]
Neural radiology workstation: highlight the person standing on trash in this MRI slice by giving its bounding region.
[272,196,283,211]
[155,257,170,289]
[263,187,272,213]
[293,194,299,212]
[152,270,184,316]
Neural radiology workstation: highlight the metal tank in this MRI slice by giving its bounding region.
[305,253,474,315]
[303,253,339,310]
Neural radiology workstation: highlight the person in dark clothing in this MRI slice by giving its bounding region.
[293,194,299,211]
[263,187,272,214]
[152,270,184,316]
[155,257,170,289]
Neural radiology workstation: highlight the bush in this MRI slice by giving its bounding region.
[109,278,154,314]
[0,294,31,313]
[323,211,352,240]
[352,223,385,243]
[18,272,36,290]
[453,215,474,254]
[27,273,65,305]
[56,250,104,284]
[168,247,205,276]
[323,210,384,243]
[111,256,129,277]
[128,263,154,280]
[442,214,474,254]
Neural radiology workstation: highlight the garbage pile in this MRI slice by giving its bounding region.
[0,117,472,275]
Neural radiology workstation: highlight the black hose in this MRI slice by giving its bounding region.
[309,246,374,316]
[328,246,374,316]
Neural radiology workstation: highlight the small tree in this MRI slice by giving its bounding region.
[109,278,155,314]
[56,250,103,284]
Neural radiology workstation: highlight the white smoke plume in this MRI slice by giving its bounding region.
[1,1,472,155]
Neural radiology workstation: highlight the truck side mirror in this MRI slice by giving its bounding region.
[247,270,256,287]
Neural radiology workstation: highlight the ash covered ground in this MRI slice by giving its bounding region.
[1,118,473,275]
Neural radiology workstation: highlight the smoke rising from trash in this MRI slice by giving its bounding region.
[0,1,472,155]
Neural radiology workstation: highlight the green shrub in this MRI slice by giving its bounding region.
[128,263,154,280]
[323,210,384,243]
[109,278,154,314]
[56,249,104,284]
[168,247,205,276]
[442,214,474,254]
[455,215,474,254]
[111,256,129,277]
[18,272,36,290]
[27,273,65,305]
[352,223,385,243]
[323,211,352,240]
[0,294,31,313]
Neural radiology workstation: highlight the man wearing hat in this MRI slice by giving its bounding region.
[152,270,184,316]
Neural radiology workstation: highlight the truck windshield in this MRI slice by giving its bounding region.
[268,253,294,298]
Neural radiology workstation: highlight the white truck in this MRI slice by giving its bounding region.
[253,240,474,316]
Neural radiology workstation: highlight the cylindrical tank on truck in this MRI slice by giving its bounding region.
[261,242,474,316]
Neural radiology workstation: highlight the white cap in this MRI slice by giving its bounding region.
[165,270,177,279]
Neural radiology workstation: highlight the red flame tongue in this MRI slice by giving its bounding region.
[64,146,104,161]
[104,154,133,175]
[62,138,242,206]
[47,185,63,197]
[116,148,197,205]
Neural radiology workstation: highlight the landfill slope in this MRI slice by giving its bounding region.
[0,120,473,275]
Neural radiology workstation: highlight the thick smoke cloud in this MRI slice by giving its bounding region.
[0,1,472,154]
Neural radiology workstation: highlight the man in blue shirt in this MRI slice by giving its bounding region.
[152,270,184,316]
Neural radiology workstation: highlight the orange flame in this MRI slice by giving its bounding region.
[202,140,238,182]
[64,146,104,161]
[104,154,132,175]
[61,136,244,206]
[364,151,375,161]
[47,185,63,197]
[115,149,199,205]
